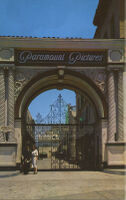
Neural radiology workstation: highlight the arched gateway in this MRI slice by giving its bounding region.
[0,37,125,168]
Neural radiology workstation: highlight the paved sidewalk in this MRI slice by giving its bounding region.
[103,168,126,175]
[0,170,125,200]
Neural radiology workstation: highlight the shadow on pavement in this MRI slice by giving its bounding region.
[0,171,20,178]
[101,170,126,176]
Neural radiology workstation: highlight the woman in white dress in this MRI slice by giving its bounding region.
[32,145,38,174]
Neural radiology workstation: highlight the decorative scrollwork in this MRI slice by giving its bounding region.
[85,69,106,92]
[35,94,69,124]
[0,126,17,143]
[15,80,26,101]
[75,69,106,93]
[14,71,36,101]
[14,70,49,101]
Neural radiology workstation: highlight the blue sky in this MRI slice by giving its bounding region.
[0,0,98,38]
[0,0,99,120]
[29,89,76,119]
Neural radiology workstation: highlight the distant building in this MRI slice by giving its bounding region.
[37,128,59,159]
[76,93,98,168]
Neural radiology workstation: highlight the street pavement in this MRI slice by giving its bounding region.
[0,170,125,200]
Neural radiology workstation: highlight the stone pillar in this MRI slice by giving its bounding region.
[117,70,124,141]
[4,70,9,126]
[123,68,126,141]
[1,68,16,143]
[107,68,126,166]
[0,69,5,127]
[8,69,15,128]
[107,71,117,142]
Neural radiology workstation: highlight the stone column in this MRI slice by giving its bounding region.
[107,70,117,142]
[0,69,5,127]
[8,69,15,128]
[4,70,9,126]
[123,67,126,141]
[117,70,124,141]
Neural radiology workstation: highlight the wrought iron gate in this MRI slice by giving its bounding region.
[26,123,96,170]
[50,124,78,169]
[26,124,80,169]
[26,94,97,170]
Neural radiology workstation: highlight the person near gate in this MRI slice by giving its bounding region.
[32,145,38,174]
[22,145,31,174]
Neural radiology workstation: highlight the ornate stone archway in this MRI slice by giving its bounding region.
[15,69,107,119]
[0,37,125,167]
[14,68,107,166]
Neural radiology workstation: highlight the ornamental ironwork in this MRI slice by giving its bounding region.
[35,94,69,124]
